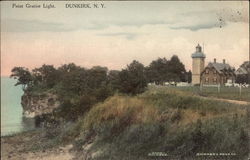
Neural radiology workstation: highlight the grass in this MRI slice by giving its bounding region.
[165,85,250,102]
[70,88,249,159]
[8,86,249,159]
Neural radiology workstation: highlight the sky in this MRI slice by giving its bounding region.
[1,1,249,76]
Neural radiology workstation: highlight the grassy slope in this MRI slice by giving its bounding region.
[71,87,250,160]
[5,87,248,159]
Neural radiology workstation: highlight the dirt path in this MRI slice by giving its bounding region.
[199,96,250,105]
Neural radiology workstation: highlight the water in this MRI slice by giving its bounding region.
[1,77,34,136]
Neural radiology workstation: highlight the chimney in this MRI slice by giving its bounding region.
[223,59,225,64]
[214,58,216,63]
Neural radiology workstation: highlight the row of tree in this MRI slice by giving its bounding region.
[10,55,190,120]
[10,55,190,94]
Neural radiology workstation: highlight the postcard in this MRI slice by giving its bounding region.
[1,1,249,160]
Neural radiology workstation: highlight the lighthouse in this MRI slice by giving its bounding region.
[191,44,206,85]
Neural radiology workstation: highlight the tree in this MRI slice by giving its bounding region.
[87,66,108,89]
[187,70,192,83]
[32,64,59,88]
[236,74,248,84]
[108,70,121,91]
[146,58,169,85]
[58,63,80,74]
[10,67,32,90]
[146,56,187,85]
[87,66,111,101]
[60,67,88,96]
[168,55,186,82]
[118,60,147,95]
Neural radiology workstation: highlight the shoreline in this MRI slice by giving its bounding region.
[1,129,76,160]
[1,116,36,138]
[1,128,36,138]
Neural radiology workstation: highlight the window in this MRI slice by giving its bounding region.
[213,77,217,83]
[205,69,209,74]
[205,77,209,83]
[213,70,217,74]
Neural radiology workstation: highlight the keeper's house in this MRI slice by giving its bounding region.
[200,58,236,85]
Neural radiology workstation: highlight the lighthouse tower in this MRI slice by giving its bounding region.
[191,44,206,85]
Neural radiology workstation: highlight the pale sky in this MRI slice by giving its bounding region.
[1,1,249,76]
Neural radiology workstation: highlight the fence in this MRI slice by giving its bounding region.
[200,84,248,96]
[172,84,250,102]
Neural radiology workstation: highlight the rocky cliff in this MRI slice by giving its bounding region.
[21,92,60,118]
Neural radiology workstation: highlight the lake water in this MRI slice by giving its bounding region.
[1,77,35,136]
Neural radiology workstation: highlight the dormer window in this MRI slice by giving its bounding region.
[213,70,217,74]
[205,69,209,74]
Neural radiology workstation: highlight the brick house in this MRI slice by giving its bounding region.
[200,59,236,85]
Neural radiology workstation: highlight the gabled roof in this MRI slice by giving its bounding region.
[241,61,250,68]
[206,62,235,74]
[237,61,250,74]
[235,67,248,75]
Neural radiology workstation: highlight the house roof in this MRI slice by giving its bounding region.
[236,61,250,75]
[206,62,235,74]
[235,67,248,75]
[241,61,250,68]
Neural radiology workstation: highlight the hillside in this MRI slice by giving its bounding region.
[1,87,249,160]
[66,87,250,159]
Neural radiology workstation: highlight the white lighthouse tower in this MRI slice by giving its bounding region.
[191,44,206,85]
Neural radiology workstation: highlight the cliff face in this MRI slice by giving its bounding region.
[21,92,60,118]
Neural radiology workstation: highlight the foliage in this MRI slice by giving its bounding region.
[9,68,249,160]
[168,55,186,82]
[11,56,188,97]
[236,74,249,84]
[10,63,114,121]
[187,70,192,83]
[146,55,187,84]
[108,70,120,91]
[118,60,147,95]
[10,67,33,90]
[32,64,59,88]
[145,57,169,85]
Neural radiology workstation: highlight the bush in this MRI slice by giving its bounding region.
[118,60,147,95]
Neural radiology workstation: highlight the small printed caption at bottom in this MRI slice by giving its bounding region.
[147,152,239,160]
